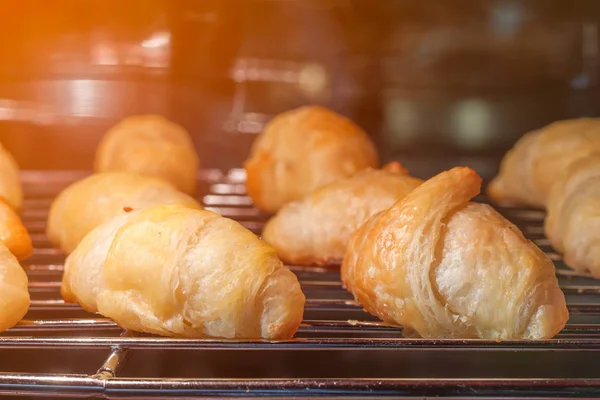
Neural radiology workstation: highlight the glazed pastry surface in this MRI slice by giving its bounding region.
[63,205,305,339]
[0,242,30,332]
[0,142,23,210]
[0,198,32,260]
[95,115,200,194]
[47,172,201,254]
[342,167,568,339]
[262,162,422,265]
[489,118,600,208]
[244,106,379,213]
[545,154,600,277]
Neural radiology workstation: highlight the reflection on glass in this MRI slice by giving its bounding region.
[452,99,493,149]
[386,99,418,143]
[141,31,171,49]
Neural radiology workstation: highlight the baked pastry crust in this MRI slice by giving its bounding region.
[0,142,23,211]
[47,172,201,254]
[342,167,568,339]
[0,198,32,260]
[262,162,422,265]
[95,115,200,195]
[0,242,30,332]
[63,205,305,339]
[244,106,379,213]
[545,154,600,277]
[489,118,600,208]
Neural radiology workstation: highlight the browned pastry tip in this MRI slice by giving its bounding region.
[382,161,409,175]
[0,197,32,261]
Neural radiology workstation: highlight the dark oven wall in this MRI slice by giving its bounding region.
[0,0,599,177]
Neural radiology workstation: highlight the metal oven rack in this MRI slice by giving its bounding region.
[2,169,600,399]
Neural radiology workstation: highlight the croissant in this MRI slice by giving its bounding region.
[0,142,23,210]
[342,167,568,340]
[244,106,379,213]
[0,198,32,260]
[47,172,201,254]
[488,118,600,208]
[95,115,200,194]
[62,204,306,339]
[0,242,30,332]
[262,162,422,265]
[545,154,600,277]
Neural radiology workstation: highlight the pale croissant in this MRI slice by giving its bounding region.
[262,162,422,265]
[0,242,30,332]
[62,204,305,339]
[244,106,379,213]
[545,154,600,277]
[95,115,200,194]
[47,172,201,254]
[342,167,568,340]
[488,118,600,208]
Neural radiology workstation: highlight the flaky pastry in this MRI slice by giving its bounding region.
[342,167,568,340]
[488,118,600,208]
[262,162,422,265]
[62,205,305,339]
[47,172,201,254]
[95,115,200,194]
[244,106,379,213]
[0,242,30,332]
[545,154,600,277]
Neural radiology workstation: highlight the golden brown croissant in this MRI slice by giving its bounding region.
[95,115,200,194]
[244,106,379,213]
[262,162,422,265]
[63,204,305,339]
[489,118,600,208]
[0,198,32,260]
[0,242,30,332]
[0,142,23,211]
[545,154,600,277]
[47,172,201,254]
[342,167,568,340]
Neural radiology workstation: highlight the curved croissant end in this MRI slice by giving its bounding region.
[343,167,568,339]
[545,154,600,277]
[0,198,32,260]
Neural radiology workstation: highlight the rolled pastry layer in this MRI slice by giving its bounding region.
[545,154,600,277]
